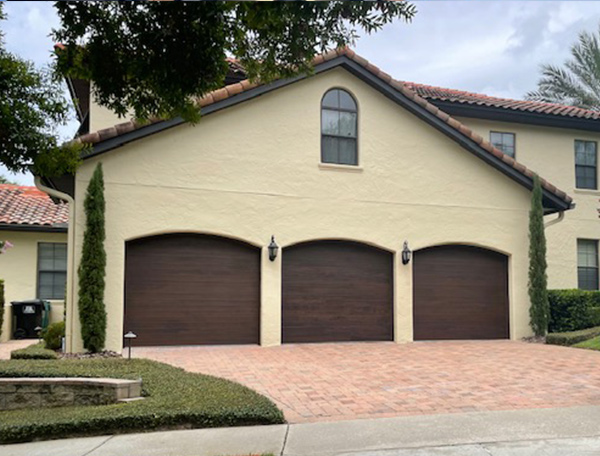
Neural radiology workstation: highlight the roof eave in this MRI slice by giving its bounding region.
[0,223,68,233]
[431,100,600,134]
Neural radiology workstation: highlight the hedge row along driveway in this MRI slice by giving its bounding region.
[0,358,284,443]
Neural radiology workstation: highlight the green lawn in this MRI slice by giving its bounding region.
[0,358,284,443]
[573,335,600,350]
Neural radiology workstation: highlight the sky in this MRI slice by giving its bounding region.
[2,1,600,185]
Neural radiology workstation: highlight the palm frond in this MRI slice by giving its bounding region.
[526,24,600,111]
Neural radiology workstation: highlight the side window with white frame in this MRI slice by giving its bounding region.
[575,140,597,190]
[321,89,358,166]
[578,239,599,290]
[490,131,515,158]
[37,243,67,300]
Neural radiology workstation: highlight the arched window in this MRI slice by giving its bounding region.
[321,89,358,165]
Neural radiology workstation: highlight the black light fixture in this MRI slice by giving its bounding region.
[401,241,412,265]
[124,331,137,360]
[268,235,279,262]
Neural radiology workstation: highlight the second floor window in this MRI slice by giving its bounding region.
[38,243,67,300]
[578,239,599,290]
[575,140,597,190]
[321,89,358,166]
[490,131,515,158]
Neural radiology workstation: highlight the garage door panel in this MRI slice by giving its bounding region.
[413,245,509,340]
[282,241,393,343]
[125,234,260,346]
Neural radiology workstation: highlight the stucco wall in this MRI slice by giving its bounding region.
[457,117,600,290]
[0,231,67,342]
[89,85,128,133]
[89,102,124,135]
[72,67,536,352]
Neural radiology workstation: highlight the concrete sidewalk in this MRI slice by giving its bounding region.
[3,406,600,456]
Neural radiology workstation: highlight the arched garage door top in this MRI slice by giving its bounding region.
[413,244,509,341]
[282,240,394,343]
[125,233,260,346]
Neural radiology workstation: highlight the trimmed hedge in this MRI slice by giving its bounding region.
[546,325,600,346]
[0,358,284,443]
[590,307,600,327]
[548,289,600,332]
[10,343,58,360]
[0,279,4,340]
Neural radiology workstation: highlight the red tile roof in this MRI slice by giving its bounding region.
[402,81,600,120]
[73,47,572,206]
[0,185,69,228]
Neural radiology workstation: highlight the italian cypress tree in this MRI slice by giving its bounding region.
[78,163,106,352]
[0,279,4,340]
[528,175,549,337]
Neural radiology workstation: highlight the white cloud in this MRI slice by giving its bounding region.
[356,1,600,99]
[548,2,586,34]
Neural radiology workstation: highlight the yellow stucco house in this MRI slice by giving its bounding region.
[0,185,68,342]
[41,49,600,353]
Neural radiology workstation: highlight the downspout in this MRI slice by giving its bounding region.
[544,211,565,229]
[34,177,76,353]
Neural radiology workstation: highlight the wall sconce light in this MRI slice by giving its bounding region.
[401,241,412,265]
[124,331,137,360]
[268,236,279,262]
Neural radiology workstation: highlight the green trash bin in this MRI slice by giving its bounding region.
[41,300,51,331]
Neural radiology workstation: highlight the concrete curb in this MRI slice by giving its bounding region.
[2,406,600,456]
[283,405,600,455]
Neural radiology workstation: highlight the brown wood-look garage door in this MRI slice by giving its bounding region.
[413,245,509,340]
[282,241,393,343]
[124,234,260,346]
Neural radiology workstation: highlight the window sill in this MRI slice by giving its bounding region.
[318,163,363,173]
[574,189,600,196]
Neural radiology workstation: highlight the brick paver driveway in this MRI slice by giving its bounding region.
[136,341,600,423]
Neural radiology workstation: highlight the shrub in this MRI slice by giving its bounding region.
[10,343,58,360]
[548,289,600,332]
[0,279,4,340]
[78,163,107,353]
[590,307,600,327]
[0,358,284,443]
[528,175,549,336]
[546,326,600,346]
[42,321,65,350]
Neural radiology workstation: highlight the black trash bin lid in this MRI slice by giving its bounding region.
[10,299,45,306]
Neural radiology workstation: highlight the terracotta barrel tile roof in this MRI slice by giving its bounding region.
[402,81,600,120]
[0,185,69,227]
[73,47,572,206]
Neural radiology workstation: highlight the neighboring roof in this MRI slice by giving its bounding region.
[72,47,573,213]
[0,185,69,232]
[402,81,600,121]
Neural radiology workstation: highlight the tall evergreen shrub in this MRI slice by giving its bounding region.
[0,279,4,340]
[78,163,106,352]
[529,175,549,336]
